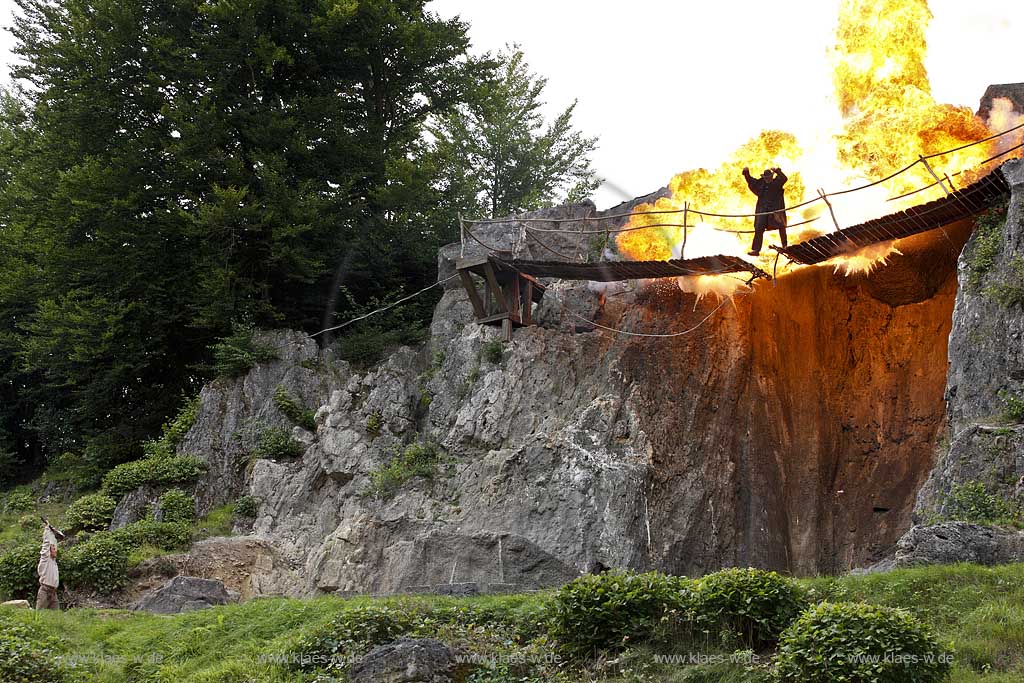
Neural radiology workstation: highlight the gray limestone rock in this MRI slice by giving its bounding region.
[134,576,231,614]
[178,329,340,515]
[110,485,162,529]
[894,522,1024,567]
[348,638,472,683]
[914,159,1024,518]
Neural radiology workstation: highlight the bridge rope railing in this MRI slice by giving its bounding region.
[458,121,1024,256]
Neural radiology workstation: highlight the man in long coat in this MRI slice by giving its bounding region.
[36,521,60,610]
[742,166,788,255]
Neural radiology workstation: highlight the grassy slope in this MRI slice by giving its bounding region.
[2,564,1023,683]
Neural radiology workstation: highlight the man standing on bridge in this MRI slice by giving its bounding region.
[742,166,788,256]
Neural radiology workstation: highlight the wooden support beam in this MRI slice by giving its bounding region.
[482,262,509,314]
[457,270,487,319]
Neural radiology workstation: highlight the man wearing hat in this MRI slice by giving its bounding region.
[742,166,789,256]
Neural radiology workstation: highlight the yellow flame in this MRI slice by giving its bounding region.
[617,0,1002,287]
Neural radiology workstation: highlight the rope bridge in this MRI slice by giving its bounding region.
[775,165,1012,265]
[456,124,1022,338]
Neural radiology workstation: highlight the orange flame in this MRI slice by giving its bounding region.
[617,0,1000,287]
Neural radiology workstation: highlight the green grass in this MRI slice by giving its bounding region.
[3,564,1023,682]
[191,503,236,540]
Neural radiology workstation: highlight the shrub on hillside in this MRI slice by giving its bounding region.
[364,441,444,498]
[4,490,35,513]
[693,568,807,649]
[287,604,424,673]
[943,481,1013,524]
[0,616,66,683]
[62,520,191,594]
[233,495,259,519]
[63,493,117,532]
[774,602,952,683]
[62,533,129,595]
[0,543,39,601]
[550,571,694,656]
[101,455,206,498]
[252,427,304,460]
[273,385,316,431]
[210,326,277,377]
[153,489,195,525]
[110,519,191,552]
[287,601,547,675]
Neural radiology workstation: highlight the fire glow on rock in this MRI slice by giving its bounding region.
[616,0,1003,298]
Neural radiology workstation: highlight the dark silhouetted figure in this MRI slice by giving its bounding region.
[742,166,788,255]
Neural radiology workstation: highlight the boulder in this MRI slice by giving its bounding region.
[1,599,31,609]
[133,576,231,614]
[348,638,472,683]
[894,522,1024,567]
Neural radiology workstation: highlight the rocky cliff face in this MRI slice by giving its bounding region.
[172,161,1024,597]
[914,159,1024,518]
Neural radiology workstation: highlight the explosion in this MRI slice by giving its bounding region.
[616,0,1003,291]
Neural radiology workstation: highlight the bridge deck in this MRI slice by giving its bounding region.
[776,166,1010,265]
[493,254,771,282]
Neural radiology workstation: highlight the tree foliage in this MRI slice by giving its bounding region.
[0,2,598,483]
[430,47,600,218]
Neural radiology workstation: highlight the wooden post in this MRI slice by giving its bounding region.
[682,201,689,260]
[459,213,466,257]
[575,220,586,262]
[458,271,486,318]
[482,262,508,314]
[818,189,840,231]
[919,156,953,196]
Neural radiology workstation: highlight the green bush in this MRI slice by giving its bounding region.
[943,481,1013,524]
[233,495,259,519]
[110,519,191,551]
[4,491,35,513]
[162,395,200,447]
[288,604,422,672]
[1003,391,1024,423]
[287,601,546,674]
[253,427,304,460]
[154,489,195,525]
[774,602,952,683]
[481,339,504,364]
[62,533,129,594]
[210,325,278,378]
[0,616,66,683]
[63,493,117,532]
[0,543,39,601]
[967,201,1007,289]
[365,442,443,498]
[273,385,316,431]
[692,568,807,649]
[550,571,694,656]
[101,455,206,498]
[62,520,191,594]
[366,411,383,436]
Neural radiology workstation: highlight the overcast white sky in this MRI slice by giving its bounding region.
[0,1,1020,209]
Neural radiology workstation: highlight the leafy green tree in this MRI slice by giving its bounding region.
[430,48,601,219]
[0,0,478,476]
